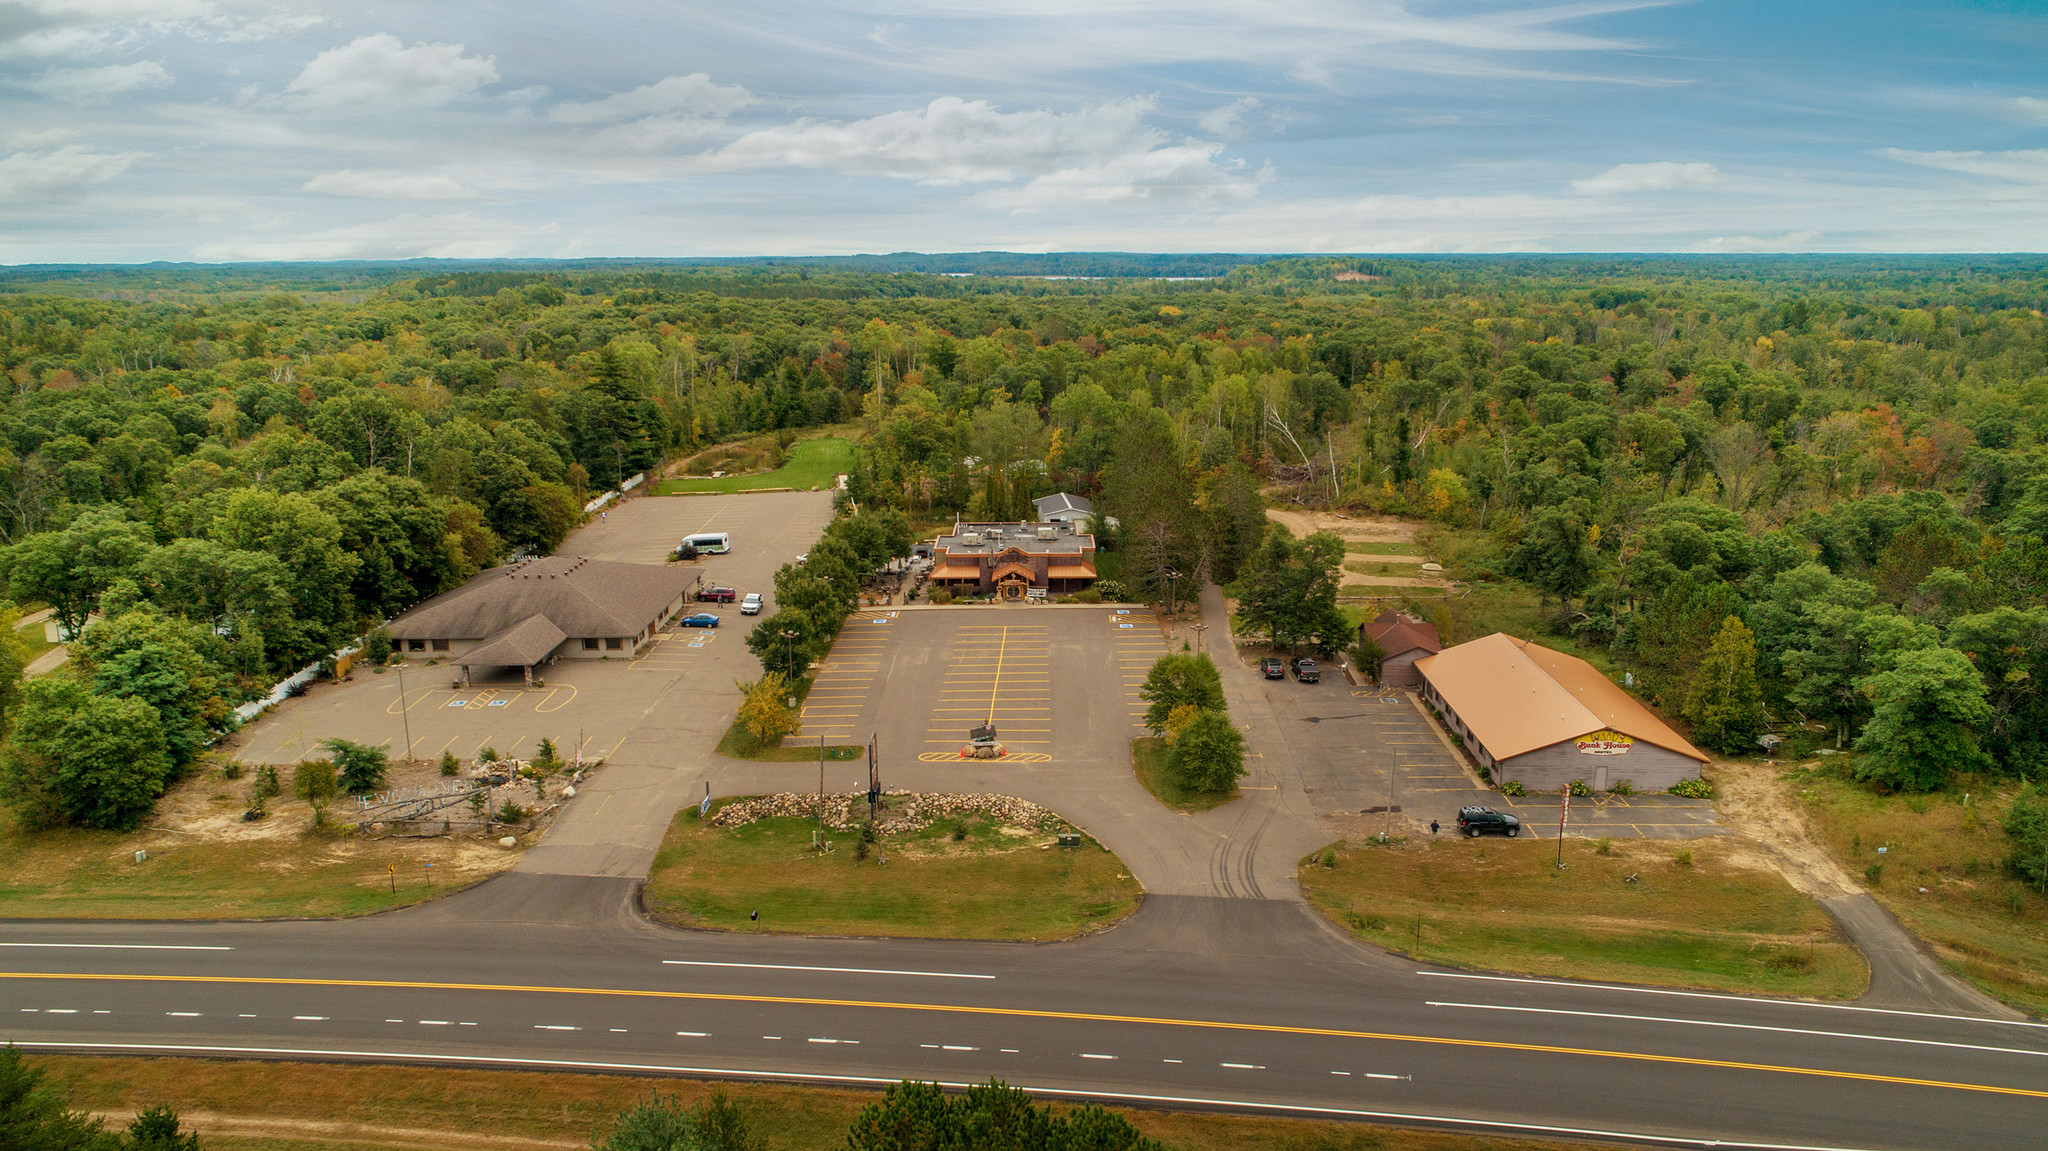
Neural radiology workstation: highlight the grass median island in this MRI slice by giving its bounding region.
[657,435,853,494]
[1301,836,1867,999]
[713,673,865,763]
[36,1054,1648,1151]
[1787,762,2048,1015]
[643,800,1141,940]
[1132,735,1237,813]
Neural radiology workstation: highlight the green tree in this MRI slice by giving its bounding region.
[70,608,225,768]
[0,602,33,741]
[0,1046,121,1151]
[1138,653,1223,733]
[209,488,362,667]
[845,1079,1157,1151]
[6,508,158,639]
[1228,527,1349,653]
[123,1105,201,1151]
[0,678,172,831]
[2004,784,2048,890]
[1168,708,1247,793]
[1509,509,1599,623]
[1852,647,1993,793]
[320,737,389,795]
[1682,616,1766,755]
[594,1089,758,1151]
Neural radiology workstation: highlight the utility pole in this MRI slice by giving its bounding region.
[1557,786,1571,869]
[815,733,826,850]
[396,663,412,762]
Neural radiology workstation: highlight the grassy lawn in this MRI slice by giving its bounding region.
[0,806,514,920]
[1132,735,1237,813]
[643,803,1142,940]
[657,436,853,494]
[37,1054,1647,1151]
[14,615,57,662]
[1300,836,1867,999]
[1787,761,2048,1015]
[1344,541,1424,556]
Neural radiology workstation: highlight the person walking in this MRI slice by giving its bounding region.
[1430,819,1440,836]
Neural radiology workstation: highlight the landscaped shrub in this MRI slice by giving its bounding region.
[496,800,530,823]
[929,587,954,605]
[1094,579,1127,601]
[362,627,393,664]
[1500,779,1526,797]
[1669,776,1715,798]
[1611,779,1635,796]
[1073,589,1102,603]
[1567,778,1592,797]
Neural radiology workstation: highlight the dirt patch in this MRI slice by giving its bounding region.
[98,1111,580,1151]
[1266,508,1420,542]
[1709,759,1861,899]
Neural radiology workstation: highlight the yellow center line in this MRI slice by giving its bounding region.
[1,971,2038,1101]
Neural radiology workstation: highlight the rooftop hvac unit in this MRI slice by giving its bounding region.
[1037,526,1057,540]
[960,532,983,545]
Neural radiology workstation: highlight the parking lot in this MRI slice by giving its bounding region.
[1251,668,1720,840]
[230,489,831,769]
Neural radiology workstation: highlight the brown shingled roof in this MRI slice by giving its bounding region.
[1364,613,1441,658]
[460,616,568,669]
[1413,633,1707,763]
[389,556,690,642]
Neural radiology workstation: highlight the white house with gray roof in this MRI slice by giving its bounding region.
[387,556,692,684]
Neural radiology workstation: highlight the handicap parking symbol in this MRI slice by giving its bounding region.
[1118,623,1134,629]
[487,699,509,707]
[1115,609,1130,615]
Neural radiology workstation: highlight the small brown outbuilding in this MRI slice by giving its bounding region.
[1360,610,1441,687]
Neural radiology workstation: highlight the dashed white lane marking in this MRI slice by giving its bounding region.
[458,1022,477,1027]
[1163,1059,1182,1064]
[238,1014,255,1018]
[1425,1000,2048,1060]
[610,1029,628,1033]
[762,1036,782,1040]
[384,1018,403,1023]
[92,1010,108,1015]
[1367,1073,1404,1080]
[1331,1071,1351,1076]
[942,1045,976,1051]
[676,1031,708,1037]
[1417,970,2048,1030]
[0,943,231,951]
[1221,1063,1264,1070]
[1000,1049,1019,1053]
[167,1012,200,1017]
[1080,1053,1115,1060]
[808,1038,858,1044]
[18,1008,35,1012]
[420,1020,450,1026]
[663,960,991,980]
[45,1009,75,1014]
[293,1016,327,1021]
[534,1025,579,1031]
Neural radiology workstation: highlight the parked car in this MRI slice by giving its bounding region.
[740,592,764,615]
[1260,657,1286,679]
[699,586,737,603]
[1292,657,1321,683]
[1456,806,1520,837]
[679,613,721,628]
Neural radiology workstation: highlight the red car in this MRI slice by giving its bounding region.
[698,586,737,604]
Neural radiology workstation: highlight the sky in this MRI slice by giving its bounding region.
[1,0,2045,262]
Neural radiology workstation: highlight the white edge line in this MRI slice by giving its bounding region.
[0,943,233,951]
[1415,971,2048,1029]
[0,1041,1882,1151]
[662,960,992,980]
[1426,1002,2048,1059]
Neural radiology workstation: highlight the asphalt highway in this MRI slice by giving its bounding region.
[2,878,2043,1150]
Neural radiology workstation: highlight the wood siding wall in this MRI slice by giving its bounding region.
[1380,651,1424,687]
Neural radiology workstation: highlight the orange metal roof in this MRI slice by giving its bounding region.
[929,564,982,580]
[1413,633,1707,763]
[1046,564,1097,579]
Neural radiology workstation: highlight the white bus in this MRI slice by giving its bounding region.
[682,532,731,554]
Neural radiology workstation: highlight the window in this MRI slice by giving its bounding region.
[605,638,623,650]
[407,639,426,652]
[583,638,600,651]
[432,639,449,652]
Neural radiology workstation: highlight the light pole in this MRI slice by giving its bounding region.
[780,629,800,684]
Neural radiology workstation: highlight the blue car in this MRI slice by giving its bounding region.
[679,613,721,628]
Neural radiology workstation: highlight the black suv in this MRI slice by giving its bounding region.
[1261,657,1285,679]
[1292,657,1320,683]
[1456,806,1520,837]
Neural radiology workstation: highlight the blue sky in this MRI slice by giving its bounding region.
[1,1,2044,261]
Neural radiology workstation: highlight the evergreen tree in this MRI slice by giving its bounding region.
[1682,616,1767,755]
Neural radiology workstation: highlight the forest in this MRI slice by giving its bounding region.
[1,254,2047,836]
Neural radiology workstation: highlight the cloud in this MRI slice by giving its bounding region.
[0,1,321,58]
[979,143,1269,210]
[24,59,172,101]
[1695,230,1823,252]
[302,169,478,200]
[285,33,498,111]
[0,143,137,202]
[1570,161,1723,195]
[191,211,549,260]
[2012,96,2048,124]
[550,73,752,125]
[1885,148,2048,184]
[1196,96,1260,139]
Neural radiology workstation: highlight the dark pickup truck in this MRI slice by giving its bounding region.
[697,586,737,604]
[1292,657,1321,683]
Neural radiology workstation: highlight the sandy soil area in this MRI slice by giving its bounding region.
[1266,510,1452,590]
[1707,759,1862,900]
